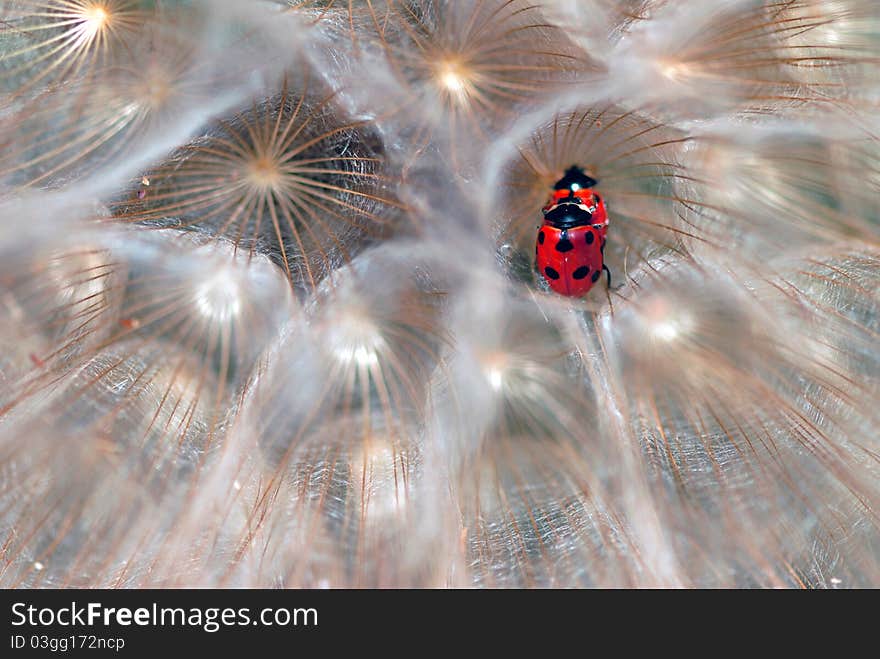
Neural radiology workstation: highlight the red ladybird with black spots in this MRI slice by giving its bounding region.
[535,166,610,297]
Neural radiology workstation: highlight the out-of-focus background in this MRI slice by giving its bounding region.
[0,0,878,587]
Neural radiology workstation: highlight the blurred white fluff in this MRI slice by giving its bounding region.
[0,0,878,588]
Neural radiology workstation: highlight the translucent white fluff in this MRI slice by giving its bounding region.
[0,0,878,588]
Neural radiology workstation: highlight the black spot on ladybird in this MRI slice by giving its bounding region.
[585,231,595,245]
[538,230,545,245]
[544,266,560,280]
[572,265,590,280]
[591,270,601,283]
[555,238,574,252]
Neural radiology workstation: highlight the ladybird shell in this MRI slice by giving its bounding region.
[535,224,604,296]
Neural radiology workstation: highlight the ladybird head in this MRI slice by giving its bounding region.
[554,166,598,192]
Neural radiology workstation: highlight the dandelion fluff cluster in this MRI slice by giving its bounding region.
[0,0,878,587]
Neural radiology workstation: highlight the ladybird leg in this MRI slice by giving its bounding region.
[603,263,612,288]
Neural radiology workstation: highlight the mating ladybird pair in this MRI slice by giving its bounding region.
[535,166,610,296]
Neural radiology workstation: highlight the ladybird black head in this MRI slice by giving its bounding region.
[543,203,592,229]
[554,166,598,192]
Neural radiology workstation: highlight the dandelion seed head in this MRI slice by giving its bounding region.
[658,59,690,82]
[435,59,471,101]
[0,0,143,97]
[194,268,242,323]
[608,259,770,402]
[0,239,124,381]
[380,0,594,166]
[137,63,176,111]
[2,0,879,588]
[246,156,283,191]
[112,79,398,291]
[439,70,462,93]
[606,0,880,119]
[484,359,506,393]
[331,326,383,367]
[637,295,694,344]
[650,319,678,343]
[81,4,110,37]
[0,332,231,585]
[320,286,387,368]
[0,8,268,189]
[679,131,877,262]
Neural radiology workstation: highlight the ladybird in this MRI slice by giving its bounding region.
[536,166,610,296]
